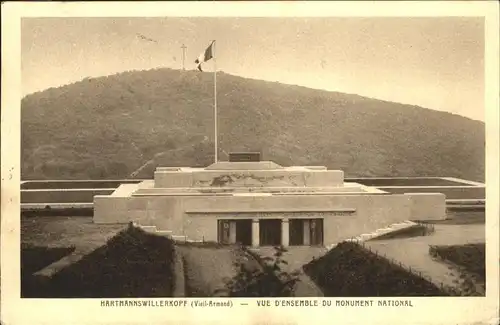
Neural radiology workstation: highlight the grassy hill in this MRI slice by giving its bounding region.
[21,68,485,181]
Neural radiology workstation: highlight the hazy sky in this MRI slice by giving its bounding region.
[22,17,485,121]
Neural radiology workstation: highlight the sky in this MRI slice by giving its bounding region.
[21,17,485,121]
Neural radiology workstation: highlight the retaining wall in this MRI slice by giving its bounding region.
[22,189,115,203]
[379,186,485,200]
[348,178,475,187]
[21,180,144,190]
[405,193,446,220]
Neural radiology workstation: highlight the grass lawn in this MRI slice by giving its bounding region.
[21,216,125,248]
[422,210,485,225]
[22,208,94,217]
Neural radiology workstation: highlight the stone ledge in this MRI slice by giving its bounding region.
[133,186,365,195]
[21,202,94,209]
[205,161,284,170]
[185,208,357,214]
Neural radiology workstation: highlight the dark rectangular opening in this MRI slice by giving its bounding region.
[217,220,231,244]
[288,219,324,246]
[229,152,261,162]
[310,219,324,246]
[259,219,282,246]
[289,219,304,246]
[235,219,252,246]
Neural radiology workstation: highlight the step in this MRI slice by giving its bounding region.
[130,223,176,238]
[171,235,188,241]
[328,220,417,249]
[376,227,393,232]
[358,233,374,240]
[366,222,417,240]
[154,230,173,238]
[155,230,173,235]
[185,239,204,243]
[392,221,415,228]
[447,205,485,210]
[139,225,158,233]
[447,199,485,204]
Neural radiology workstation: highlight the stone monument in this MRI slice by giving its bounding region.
[93,152,446,247]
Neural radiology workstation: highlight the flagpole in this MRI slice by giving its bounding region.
[213,40,218,163]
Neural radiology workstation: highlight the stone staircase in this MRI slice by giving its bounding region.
[134,220,419,247]
[132,222,201,243]
[324,220,417,251]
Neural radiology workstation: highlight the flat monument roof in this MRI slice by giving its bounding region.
[228,152,261,162]
[205,161,284,170]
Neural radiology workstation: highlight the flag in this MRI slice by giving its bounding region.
[195,41,215,72]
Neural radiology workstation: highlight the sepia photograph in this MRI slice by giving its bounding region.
[2,2,499,325]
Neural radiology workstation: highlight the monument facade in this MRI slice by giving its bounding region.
[93,154,446,247]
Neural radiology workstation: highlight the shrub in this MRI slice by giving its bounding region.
[218,245,300,297]
[304,242,448,296]
[23,225,176,298]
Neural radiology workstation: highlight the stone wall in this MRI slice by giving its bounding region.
[22,189,114,203]
[154,169,344,188]
[154,171,193,188]
[94,188,445,245]
[378,186,485,200]
[181,194,411,245]
[135,185,366,195]
[93,195,184,231]
[20,180,141,190]
[404,193,446,220]
[181,194,388,213]
[180,194,411,245]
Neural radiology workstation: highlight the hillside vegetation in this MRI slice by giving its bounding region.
[21,68,485,181]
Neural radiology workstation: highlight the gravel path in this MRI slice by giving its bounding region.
[250,246,326,297]
[178,245,261,297]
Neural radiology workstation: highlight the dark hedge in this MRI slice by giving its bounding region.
[304,242,448,297]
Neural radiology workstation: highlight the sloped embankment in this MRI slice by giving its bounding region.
[429,243,485,295]
[23,225,176,298]
[303,242,448,297]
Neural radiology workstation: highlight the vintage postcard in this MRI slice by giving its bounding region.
[1,1,499,324]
